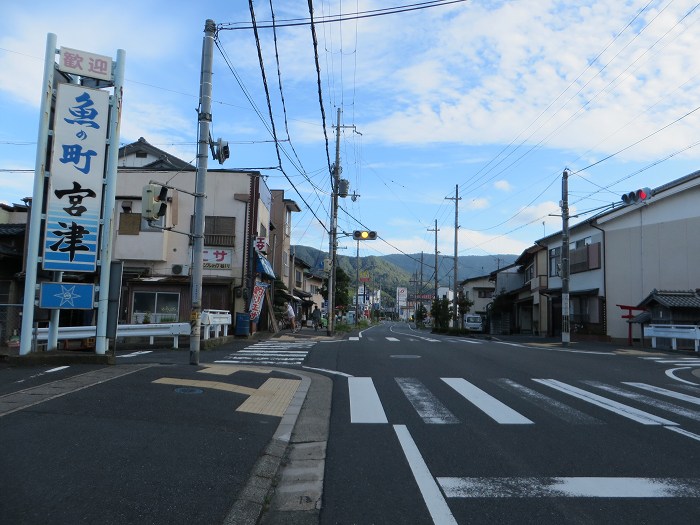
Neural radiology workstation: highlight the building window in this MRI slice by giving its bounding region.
[295,269,303,287]
[570,242,601,274]
[549,247,561,277]
[118,213,141,235]
[478,289,493,299]
[525,264,534,282]
[132,291,180,323]
[283,250,289,277]
[191,216,235,246]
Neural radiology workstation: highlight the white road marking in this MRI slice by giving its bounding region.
[495,378,601,425]
[46,366,70,373]
[442,378,533,424]
[584,381,700,421]
[623,382,700,406]
[533,379,678,426]
[349,377,388,424]
[437,477,700,498]
[665,426,700,442]
[385,337,400,342]
[394,425,458,525]
[665,368,698,386]
[396,378,459,424]
[302,366,354,377]
[119,350,153,358]
[349,336,360,341]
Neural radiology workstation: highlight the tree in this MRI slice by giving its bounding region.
[456,292,474,329]
[415,303,428,325]
[320,267,352,312]
[431,297,452,331]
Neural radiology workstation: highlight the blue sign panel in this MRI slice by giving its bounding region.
[39,282,95,310]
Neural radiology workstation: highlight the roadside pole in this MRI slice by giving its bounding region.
[327,108,341,336]
[190,19,216,365]
[561,169,571,347]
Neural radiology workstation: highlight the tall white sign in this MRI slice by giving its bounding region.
[43,84,109,272]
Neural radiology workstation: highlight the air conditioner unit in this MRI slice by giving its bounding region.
[172,264,190,275]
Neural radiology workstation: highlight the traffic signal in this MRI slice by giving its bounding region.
[353,230,377,240]
[215,138,230,165]
[621,187,652,204]
[141,184,168,221]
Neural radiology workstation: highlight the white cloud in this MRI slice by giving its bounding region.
[494,180,512,192]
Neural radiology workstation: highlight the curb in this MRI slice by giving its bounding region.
[223,368,331,525]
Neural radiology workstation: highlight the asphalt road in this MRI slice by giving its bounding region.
[310,321,700,525]
[0,349,304,525]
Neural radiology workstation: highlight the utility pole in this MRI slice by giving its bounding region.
[327,107,341,335]
[428,220,439,302]
[190,19,216,365]
[445,185,461,328]
[355,238,360,327]
[561,169,571,347]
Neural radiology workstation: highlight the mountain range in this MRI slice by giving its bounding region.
[292,245,517,296]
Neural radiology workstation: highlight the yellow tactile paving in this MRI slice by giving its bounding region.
[237,378,301,417]
[197,364,272,376]
[153,377,257,396]
[152,376,301,417]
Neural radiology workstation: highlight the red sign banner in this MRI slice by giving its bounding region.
[249,281,269,323]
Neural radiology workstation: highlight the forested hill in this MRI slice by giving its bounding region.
[292,245,517,293]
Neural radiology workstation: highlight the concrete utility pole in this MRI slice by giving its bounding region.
[327,108,341,335]
[428,220,439,302]
[560,169,571,347]
[445,185,461,328]
[190,19,216,365]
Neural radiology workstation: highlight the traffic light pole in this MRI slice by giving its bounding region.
[190,19,216,364]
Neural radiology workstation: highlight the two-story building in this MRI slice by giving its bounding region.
[113,137,276,327]
[508,169,700,343]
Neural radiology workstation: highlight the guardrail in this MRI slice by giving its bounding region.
[644,324,700,352]
[201,309,232,340]
[33,323,192,349]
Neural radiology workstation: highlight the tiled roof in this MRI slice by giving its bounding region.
[638,289,700,309]
[0,224,26,236]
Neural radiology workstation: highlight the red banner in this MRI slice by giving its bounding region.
[249,281,269,323]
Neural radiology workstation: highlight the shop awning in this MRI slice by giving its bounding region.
[256,249,276,279]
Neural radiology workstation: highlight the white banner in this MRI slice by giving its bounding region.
[43,84,109,272]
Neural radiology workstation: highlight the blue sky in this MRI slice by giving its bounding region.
[2,0,700,264]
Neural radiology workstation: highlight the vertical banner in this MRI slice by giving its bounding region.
[43,84,109,272]
[249,281,269,323]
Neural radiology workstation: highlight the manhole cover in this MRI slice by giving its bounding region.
[175,387,204,394]
[390,355,421,359]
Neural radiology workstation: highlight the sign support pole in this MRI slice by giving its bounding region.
[95,48,125,355]
[20,33,56,356]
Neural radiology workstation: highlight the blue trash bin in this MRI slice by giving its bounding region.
[235,312,250,336]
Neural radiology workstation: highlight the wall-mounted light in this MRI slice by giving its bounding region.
[121,200,133,213]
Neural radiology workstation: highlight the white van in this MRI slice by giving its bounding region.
[464,315,483,332]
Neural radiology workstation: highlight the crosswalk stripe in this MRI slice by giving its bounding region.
[494,378,601,425]
[385,337,400,342]
[623,382,700,405]
[533,379,678,426]
[349,377,388,424]
[396,378,459,424]
[437,477,700,498]
[442,378,533,424]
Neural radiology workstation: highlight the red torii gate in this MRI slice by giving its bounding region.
[617,304,647,346]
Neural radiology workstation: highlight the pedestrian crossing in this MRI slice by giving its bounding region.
[347,376,700,441]
[214,340,316,366]
[640,356,700,366]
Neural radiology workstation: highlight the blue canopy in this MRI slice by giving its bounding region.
[256,250,276,279]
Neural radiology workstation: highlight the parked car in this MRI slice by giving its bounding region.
[464,315,483,332]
